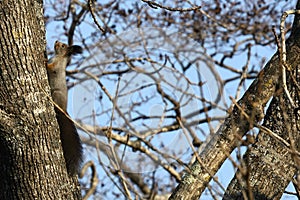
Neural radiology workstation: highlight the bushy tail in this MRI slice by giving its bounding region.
[55,108,83,175]
[67,45,83,56]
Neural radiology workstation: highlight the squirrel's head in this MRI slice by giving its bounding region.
[54,41,68,56]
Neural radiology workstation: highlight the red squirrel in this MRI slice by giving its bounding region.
[47,41,83,175]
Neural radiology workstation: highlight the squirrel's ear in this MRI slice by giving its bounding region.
[67,45,83,56]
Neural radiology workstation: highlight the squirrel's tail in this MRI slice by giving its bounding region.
[55,108,83,175]
[67,45,83,56]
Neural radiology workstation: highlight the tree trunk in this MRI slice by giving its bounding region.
[223,91,300,199]
[0,0,81,199]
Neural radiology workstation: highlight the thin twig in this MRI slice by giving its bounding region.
[279,10,300,108]
[88,0,106,33]
[80,161,98,200]
[141,0,201,12]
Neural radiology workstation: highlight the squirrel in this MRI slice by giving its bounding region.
[47,41,83,175]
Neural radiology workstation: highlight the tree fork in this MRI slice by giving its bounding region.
[169,1,300,199]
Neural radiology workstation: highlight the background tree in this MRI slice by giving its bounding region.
[1,0,299,199]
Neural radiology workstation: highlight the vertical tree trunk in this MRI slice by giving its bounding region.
[0,0,81,199]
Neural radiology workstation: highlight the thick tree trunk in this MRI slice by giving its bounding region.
[0,0,81,199]
[223,89,300,199]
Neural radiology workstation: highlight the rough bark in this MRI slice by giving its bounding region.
[223,83,300,199]
[169,1,300,200]
[0,0,81,199]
